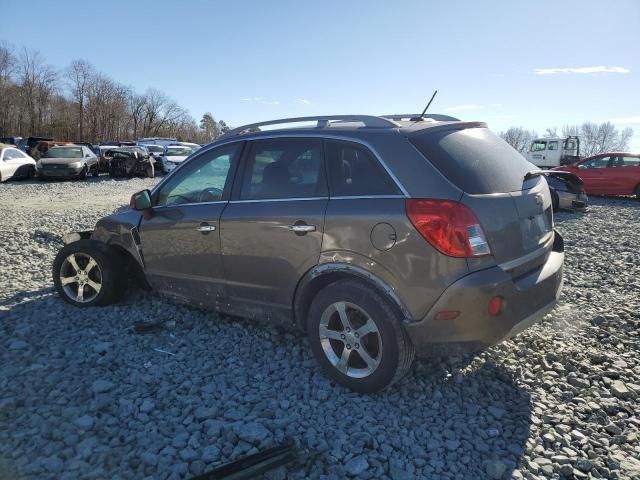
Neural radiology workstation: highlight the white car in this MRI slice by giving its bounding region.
[0,145,36,182]
[162,145,195,172]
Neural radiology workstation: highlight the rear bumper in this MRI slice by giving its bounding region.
[406,231,564,354]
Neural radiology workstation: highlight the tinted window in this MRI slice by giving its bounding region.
[240,138,325,200]
[156,143,241,206]
[579,157,610,169]
[410,127,534,194]
[622,156,640,167]
[325,141,399,196]
[530,141,547,152]
[547,141,559,150]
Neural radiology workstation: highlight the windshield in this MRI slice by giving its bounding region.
[530,141,547,152]
[44,147,83,159]
[166,147,193,157]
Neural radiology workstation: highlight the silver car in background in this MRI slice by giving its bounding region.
[161,144,195,172]
[36,145,99,180]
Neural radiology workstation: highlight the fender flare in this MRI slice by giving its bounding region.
[293,262,413,330]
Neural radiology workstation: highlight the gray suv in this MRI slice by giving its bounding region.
[53,115,564,392]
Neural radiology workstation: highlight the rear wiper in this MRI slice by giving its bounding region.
[524,170,545,180]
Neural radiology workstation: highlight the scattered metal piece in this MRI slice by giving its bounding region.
[134,321,165,334]
[190,440,305,480]
[153,348,175,356]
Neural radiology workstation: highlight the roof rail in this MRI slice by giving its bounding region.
[381,114,460,122]
[218,115,400,140]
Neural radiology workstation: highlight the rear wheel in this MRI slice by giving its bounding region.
[307,280,415,393]
[52,240,123,307]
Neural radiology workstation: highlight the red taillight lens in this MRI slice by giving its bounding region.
[406,199,492,258]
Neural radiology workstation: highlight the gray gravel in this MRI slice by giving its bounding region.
[1,178,639,479]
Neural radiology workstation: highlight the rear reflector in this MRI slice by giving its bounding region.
[406,199,492,257]
[434,310,460,321]
[487,296,503,316]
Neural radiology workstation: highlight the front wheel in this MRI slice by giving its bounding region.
[307,280,415,393]
[551,190,559,211]
[146,162,155,178]
[52,240,122,307]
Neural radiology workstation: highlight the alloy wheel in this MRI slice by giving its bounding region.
[319,301,383,378]
[59,253,102,303]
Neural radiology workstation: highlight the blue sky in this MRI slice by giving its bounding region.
[3,0,639,148]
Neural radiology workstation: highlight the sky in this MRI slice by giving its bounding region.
[2,0,639,149]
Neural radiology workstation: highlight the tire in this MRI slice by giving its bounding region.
[635,184,640,199]
[551,190,559,211]
[146,162,155,178]
[79,167,87,180]
[52,240,123,307]
[307,280,415,393]
[92,164,100,177]
[26,166,35,179]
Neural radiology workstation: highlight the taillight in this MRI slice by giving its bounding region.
[406,199,492,257]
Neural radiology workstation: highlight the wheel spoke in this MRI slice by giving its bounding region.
[335,302,353,331]
[85,258,98,273]
[355,319,378,338]
[86,279,101,293]
[67,254,81,273]
[60,276,76,286]
[357,347,380,373]
[336,347,351,373]
[319,325,344,342]
[76,284,85,302]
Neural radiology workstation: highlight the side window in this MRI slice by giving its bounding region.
[547,141,559,151]
[325,140,400,197]
[622,156,640,167]
[240,138,325,200]
[579,157,610,169]
[156,143,241,207]
[3,149,16,160]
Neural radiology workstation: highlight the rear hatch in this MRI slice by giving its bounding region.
[410,126,554,270]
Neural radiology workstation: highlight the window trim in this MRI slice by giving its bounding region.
[150,141,245,208]
[231,137,328,202]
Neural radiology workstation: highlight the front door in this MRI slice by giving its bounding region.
[138,142,243,308]
[220,138,328,321]
[576,155,612,194]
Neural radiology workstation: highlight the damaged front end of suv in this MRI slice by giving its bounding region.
[107,147,155,178]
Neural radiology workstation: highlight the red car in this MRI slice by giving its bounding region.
[555,152,640,198]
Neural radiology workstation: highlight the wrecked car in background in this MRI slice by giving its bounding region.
[107,147,155,178]
[542,171,588,212]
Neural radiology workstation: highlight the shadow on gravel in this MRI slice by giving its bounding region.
[1,293,532,479]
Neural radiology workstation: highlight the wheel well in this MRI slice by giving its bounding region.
[294,271,408,331]
[108,244,149,289]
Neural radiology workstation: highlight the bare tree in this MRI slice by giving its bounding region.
[66,60,94,141]
[499,127,538,154]
[0,42,17,136]
[17,48,57,134]
[573,122,633,157]
[543,127,558,138]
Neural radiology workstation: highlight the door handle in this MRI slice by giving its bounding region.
[288,224,316,233]
[196,223,217,233]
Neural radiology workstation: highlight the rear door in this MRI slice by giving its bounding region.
[220,138,327,319]
[606,155,640,195]
[138,142,243,307]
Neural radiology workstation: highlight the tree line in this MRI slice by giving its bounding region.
[0,42,229,144]
[499,122,634,157]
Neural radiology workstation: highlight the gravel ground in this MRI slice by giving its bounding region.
[1,178,639,480]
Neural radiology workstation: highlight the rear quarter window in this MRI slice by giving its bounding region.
[410,127,534,194]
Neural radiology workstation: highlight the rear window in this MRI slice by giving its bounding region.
[410,127,534,194]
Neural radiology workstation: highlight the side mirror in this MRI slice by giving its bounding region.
[130,189,152,210]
